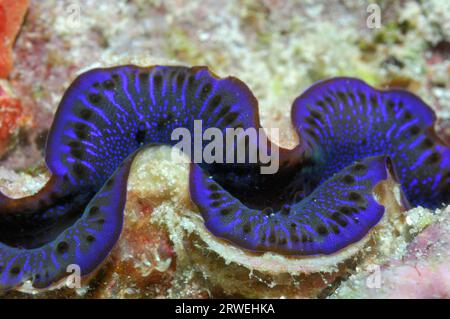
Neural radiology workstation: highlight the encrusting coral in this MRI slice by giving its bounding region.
[0,0,29,78]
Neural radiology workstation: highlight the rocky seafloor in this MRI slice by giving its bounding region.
[0,0,449,298]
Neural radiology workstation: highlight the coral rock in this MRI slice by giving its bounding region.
[0,80,29,157]
[0,0,29,78]
[104,145,409,298]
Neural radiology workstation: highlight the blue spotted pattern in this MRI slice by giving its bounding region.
[292,77,450,207]
[0,66,448,293]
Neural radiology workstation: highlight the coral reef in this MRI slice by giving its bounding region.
[0,0,449,298]
[0,0,31,156]
[0,65,447,297]
[331,206,450,298]
[0,145,409,298]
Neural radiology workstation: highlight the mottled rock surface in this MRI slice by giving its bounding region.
[331,207,450,298]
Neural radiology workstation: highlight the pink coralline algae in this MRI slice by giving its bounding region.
[0,0,29,78]
[332,207,450,298]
